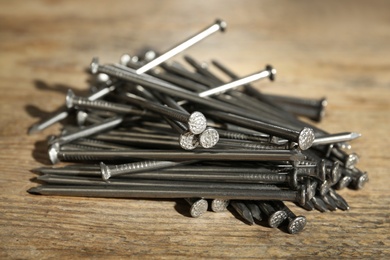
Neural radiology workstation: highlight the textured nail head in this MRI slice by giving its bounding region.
[211,199,229,212]
[288,216,307,234]
[268,210,288,228]
[187,111,207,135]
[179,132,199,150]
[199,128,219,148]
[188,199,208,218]
[298,127,315,150]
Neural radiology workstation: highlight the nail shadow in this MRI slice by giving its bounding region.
[26,79,88,124]
[173,199,192,218]
[33,79,88,96]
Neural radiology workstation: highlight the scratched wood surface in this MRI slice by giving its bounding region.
[1,0,389,258]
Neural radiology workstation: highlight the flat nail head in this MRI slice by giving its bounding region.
[66,89,75,109]
[215,19,227,32]
[265,64,276,81]
[211,199,229,212]
[199,128,219,148]
[268,210,288,228]
[345,153,359,169]
[77,111,88,126]
[189,199,208,218]
[356,172,369,189]
[187,111,207,135]
[288,216,307,234]
[298,127,315,150]
[90,57,99,74]
[100,162,111,181]
[48,142,60,164]
[179,132,199,150]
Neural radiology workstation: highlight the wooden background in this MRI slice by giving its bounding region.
[1,0,389,258]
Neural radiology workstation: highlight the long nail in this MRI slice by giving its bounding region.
[134,19,226,75]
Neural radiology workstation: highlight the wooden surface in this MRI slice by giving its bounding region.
[1,0,390,258]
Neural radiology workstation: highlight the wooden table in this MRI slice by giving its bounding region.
[1,0,389,258]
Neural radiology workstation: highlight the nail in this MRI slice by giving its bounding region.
[256,201,288,228]
[49,116,123,145]
[272,201,307,234]
[262,95,327,122]
[207,111,315,150]
[310,196,329,212]
[216,129,270,143]
[100,160,188,181]
[244,201,262,222]
[33,166,101,176]
[197,65,275,98]
[342,167,368,190]
[199,128,220,148]
[179,131,200,150]
[184,56,225,85]
[210,199,229,212]
[66,90,157,118]
[334,175,352,190]
[92,62,290,130]
[28,184,306,204]
[91,133,182,149]
[330,148,360,169]
[28,82,118,134]
[230,201,254,225]
[274,102,326,122]
[328,189,350,210]
[36,174,289,193]
[185,198,208,218]
[48,146,305,164]
[134,19,226,75]
[320,194,338,211]
[160,61,214,87]
[122,93,207,135]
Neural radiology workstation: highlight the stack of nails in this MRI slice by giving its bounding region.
[28,19,368,235]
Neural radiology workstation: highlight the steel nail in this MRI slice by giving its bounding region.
[210,199,229,212]
[256,201,288,228]
[230,201,254,225]
[185,198,208,218]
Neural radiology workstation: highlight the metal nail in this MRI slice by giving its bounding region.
[49,116,123,146]
[48,145,305,164]
[272,201,307,234]
[134,19,226,75]
[210,199,229,212]
[100,160,190,181]
[230,201,254,225]
[28,184,306,205]
[256,201,288,228]
[185,198,208,218]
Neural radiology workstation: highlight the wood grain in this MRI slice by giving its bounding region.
[1,0,389,258]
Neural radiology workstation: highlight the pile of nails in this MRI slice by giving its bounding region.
[28,19,368,234]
